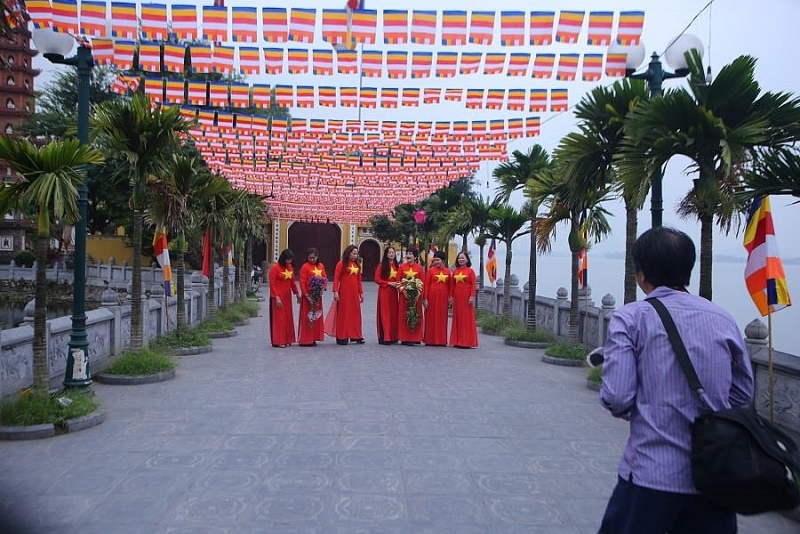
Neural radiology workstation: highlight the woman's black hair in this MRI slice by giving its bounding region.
[381,246,399,278]
[277,248,294,267]
[405,246,419,261]
[455,251,472,268]
[342,244,358,262]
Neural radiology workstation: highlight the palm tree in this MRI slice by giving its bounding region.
[618,51,800,300]
[231,190,270,302]
[91,93,192,349]
[146,152,210,329]
[493,145,553,331]
[740,147,800,200]
[528,165,613,345]
[0,137,103,390]
[558,79,649,304]
[197,174,235,317]
[484,204,529,317]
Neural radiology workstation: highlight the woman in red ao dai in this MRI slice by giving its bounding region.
[449,252,479,348]
[268,248,300,348]
[374,246,400,345]
[332,244,365,344]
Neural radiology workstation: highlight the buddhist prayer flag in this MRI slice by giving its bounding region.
[163,43,185,73]
[79,0,105,37]
[436,52,458,78]
[213,45,235,75]
[296,87,315,108]
[239,46,261,75]
[529,11,555,45]
[386,51,408,79]
[351,10,378,44]
[312,49,334,75]
[616,11,645,45]
[153,228,175,297]
[550,88,569,112]
[51,0,78,34]
[187,80,207,106]
[744,196,792,316]
[91,38,114,65]
[113,40,136,71]
[441,10,468,46]
[587,11,614,45]
[507,53,531,76]
[289,8,316,43]
[140,3,168,40]
[556,10,585,43]
[263,48,284,74]
[422,88,441,104]
[582,54,604,81]
[525,116,541,137]
[486,89,505,110]
[383,10,409,44]
[459,52,482,75]
[500,11,525,46]
[262,7,288,42]
[25,0,52,29]
[486,239,497,284]
[336,49,359,74]
[318,86,337,107]
[230,82,250,107]
[483,53,506,75]
[171,4,197,40]
[533,53,556,78]
[287,48,309,74]
[411,51,433,78]
[556,53,580,81]
[231,7,257,42]
[143,77,163,103]
[165,79,184,105]
[111,2,137,39]
[322,9,348,44]
[507,89,526,111]
[380,87,399,108]
[411,10,437,44]
[361,50,383,77]
[605,52,627,77]
[202,5,228,42]
[138,42,161,72]
[469,11,495,45]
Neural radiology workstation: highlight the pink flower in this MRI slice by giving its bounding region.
[413,210,426,225]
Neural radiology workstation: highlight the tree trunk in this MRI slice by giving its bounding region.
[569,250,580,345]
[245,239,253,299]
[32,234,48,391]
[205,225,216,319]
[175,231,187,330]
[476,243,485,309]
[221,243,230,311]
[461,234,467,253]
[130,208,144,349]
[502,244,512,317]
[526,222,537,332]
[624,202,638,304]
[699,214,713,300]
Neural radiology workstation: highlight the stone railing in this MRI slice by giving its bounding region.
[0,257,172,289]
[0,268,236,397]
[482,275,800,441]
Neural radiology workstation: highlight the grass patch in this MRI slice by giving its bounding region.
[545,343,588,360]
[479,313,524,334]
[0,389,100,427]
[587,365,602,383]
[149,328,210,350]
[504,328,554,343]
[102,348,176,376]
[217,306,249,324]
[235,300,260,318]
[197,315,236,333]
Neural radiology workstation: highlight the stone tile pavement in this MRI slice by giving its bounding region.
[0,285,796,533]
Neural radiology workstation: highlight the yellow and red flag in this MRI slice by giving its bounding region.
[486,239,497,284]
[744,196,791,316]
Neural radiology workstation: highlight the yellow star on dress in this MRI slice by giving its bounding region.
[312,266,323,276]
[348,264,360,275]
[389,267,398,279]
[435,272,449,283]
[453,272,467,283]
[282,269,293,280]
[404,269,418,279]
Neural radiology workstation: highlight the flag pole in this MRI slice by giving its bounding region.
[767,309,774,423]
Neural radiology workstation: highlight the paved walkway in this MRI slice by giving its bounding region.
[0,285,796,533]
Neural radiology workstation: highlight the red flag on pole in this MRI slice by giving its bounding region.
[202,228,212,277]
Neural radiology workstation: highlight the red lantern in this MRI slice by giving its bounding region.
[413,210,426,225]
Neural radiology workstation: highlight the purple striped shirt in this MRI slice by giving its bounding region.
[600,287,754,493]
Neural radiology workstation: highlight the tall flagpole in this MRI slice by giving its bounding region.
[767,310,774,422]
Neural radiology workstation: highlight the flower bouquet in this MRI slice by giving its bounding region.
[307,275,326,327]
[400,277,424,331]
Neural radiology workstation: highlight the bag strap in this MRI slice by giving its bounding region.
[645,297,710,409]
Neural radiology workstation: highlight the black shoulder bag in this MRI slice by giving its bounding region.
[647,297,800,515]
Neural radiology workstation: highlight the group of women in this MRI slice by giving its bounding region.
[267,245,479,350]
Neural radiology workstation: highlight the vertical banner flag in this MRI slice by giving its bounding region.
[577,245,588,290]
[744,196,791,316]
[486,238,498,284]
[202,227,212,278]
[152,228,175,296]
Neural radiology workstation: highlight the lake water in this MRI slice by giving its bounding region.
[496,253,800,355]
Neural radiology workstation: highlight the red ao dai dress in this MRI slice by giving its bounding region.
[423,264,452,346]
[268,262,299,347]
[332,259,364,342]
[397,262,425,344]
[449,266,479,348]
[298,261,327,346]
[374,262,400,344]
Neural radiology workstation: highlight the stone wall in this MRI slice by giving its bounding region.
[0,268,234,397]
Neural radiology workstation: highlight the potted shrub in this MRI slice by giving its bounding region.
[504,327,554,349]
[542,343,587,367]
[95,348,176,385]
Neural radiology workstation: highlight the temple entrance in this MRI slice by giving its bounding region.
[287,222,341,278]
[358,239,380,282]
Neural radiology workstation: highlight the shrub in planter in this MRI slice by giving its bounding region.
[505,328,554,343]
[198,316,236,333]
[545,343,588,360]
[0,389,99,426]
[150,328,210,350]
[587,365,602,384]
[102,348,176,375]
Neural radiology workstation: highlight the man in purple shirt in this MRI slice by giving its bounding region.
[598,227,754,534]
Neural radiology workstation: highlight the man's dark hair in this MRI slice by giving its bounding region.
[632,227,695,288]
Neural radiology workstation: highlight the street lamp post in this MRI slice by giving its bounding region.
[609,34,704,228]
[31,29,94,388]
